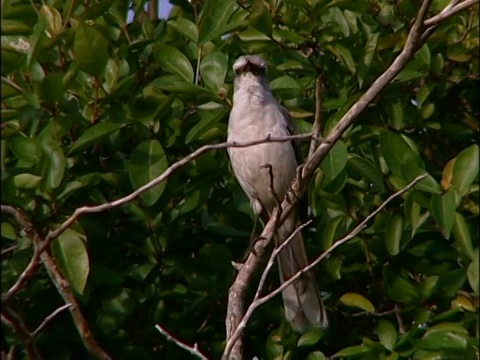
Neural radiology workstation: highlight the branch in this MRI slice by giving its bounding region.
[224,174,426,358]
[222,221,312,359]
[32,303,72,338]
[155,324,208,360]
[1,307,40,359]
[39,245,112,360]
[2,133,315,304]
[308,75,323,157]
[424,0,478,27]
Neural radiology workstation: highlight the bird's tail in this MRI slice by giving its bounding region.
[276,214,328,332]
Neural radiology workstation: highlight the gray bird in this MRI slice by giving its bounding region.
[227,55,328,331]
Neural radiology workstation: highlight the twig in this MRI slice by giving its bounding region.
[2,133,314,305]
[39,245,111,360]
[1,307,40,359]
[308,75,323,157]
[222,221,312,359]
[224,174,425,358]
[32,303,73,338]
[155,324,208,360]
[424,0,478,27]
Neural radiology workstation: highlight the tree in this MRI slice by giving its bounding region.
[1,0,478,359]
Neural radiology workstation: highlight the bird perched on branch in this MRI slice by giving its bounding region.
[227,55,328,331]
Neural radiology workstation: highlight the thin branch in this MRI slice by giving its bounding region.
[424,0,478,27]
[224,174,426,358]
[222,221,312,359]
[2,133,315,305]
[155,324,208,360]
[262,174,426,308]
[1,307,40,359]
[308,75,323,157]
[1,77,25,95]
[32,303,73,338]
[39,246,111,360]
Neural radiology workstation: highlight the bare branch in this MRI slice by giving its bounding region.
[260,174,427,308]
[2,133,315,305]
[308,75,324,157]
[155,324,208,360]
[222,221,312,359]
[32,303,73,339]
[39,245,111,360]
[1,307,40,359]
[424,0,478,27]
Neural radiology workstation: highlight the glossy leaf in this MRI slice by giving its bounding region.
[320,140,347,187]
[452,212,475,260]
[69,122,121,154]
[39,138,66,189]
[430,190,456,239]
[129,140,168,206]
[378,319,397,351]
[385,215,404,255]
[156,46,194,83]
[51,228,89,294]
[467,249,479,295]
[200,51,228,91]
[451,144,479,195]
[198,0,244,44]
[339,292,375,313]
[9,137,40,163]
[73,21,109,77]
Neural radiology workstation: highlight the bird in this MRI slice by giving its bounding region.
[227,55,328,331]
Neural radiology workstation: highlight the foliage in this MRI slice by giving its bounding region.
[1,0,479,358]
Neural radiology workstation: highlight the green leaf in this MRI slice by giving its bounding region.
[200,51,228,91]
[378,319,397,351]
[167,18,198,43]
[452,212,475,260]
[198,0,245,44]
[150,75,213,96]
[298,330,323,347]
[51,228,89,294]
[9,136,40,163]
[451,144,479,195]
[129,140,168,206]
[40,73,64,104]
[156,46,194,83]
[430,190,456,239]
[27,15,46,66]
[249,0,272,36]
[347,154,385,192]
[320,140,347,187]
[326,44,356,74]
[14,174,42,189]
[69,122,121,154]
[385,215,404,256]
[306,351,326,360]
[270,75,301,99]
[1,222,17,240]
[41,5,63,37]
[384,268,420,303]
[39,138,66,189]
[417,322,469,350]
[333,345,372,358]
[467,249,479,295]
[322,215,344,250]
[73,21,109,77]
[380,131,425,182]
[339,292,375,312]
